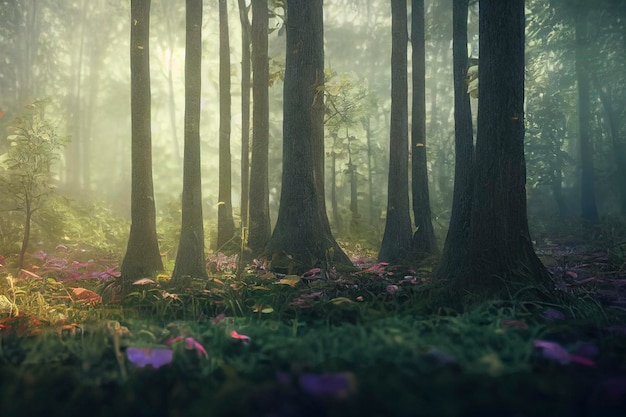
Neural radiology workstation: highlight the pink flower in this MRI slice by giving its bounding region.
[386,285,399,295]
[231,330,251,343]
[166,336,208,358]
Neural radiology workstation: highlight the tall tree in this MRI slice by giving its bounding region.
[378,0,412,263]
[411,0,437,257]
[237,0,251,235]
[217,0,235,249]
[171,0,208,284]
[452,0,549,296]
[247,0,271,254]
[265,0,350,271]
[574,7,599,224]
[437,0,474,280]
[120,0,163,293]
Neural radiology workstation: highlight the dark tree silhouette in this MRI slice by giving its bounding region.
[120,0,163,293]
[378,0,412,264]
[264,0,350,271]
[437,0,474,280]
[247,0,271,254]
[574,7,599,224]
[217,0,235,249]
[410,0,437,257]
[237,0,251,235]
[453,0,550,296]
[171,0,208,284]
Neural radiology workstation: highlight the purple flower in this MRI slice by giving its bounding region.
[541,308,565,321]
[126,347,173,368]
[299,372,356,397]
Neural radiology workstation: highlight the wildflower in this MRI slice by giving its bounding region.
[231,330,251,343]
[386,285,399,295]
[126,347,173,368]
[166,336,208,358]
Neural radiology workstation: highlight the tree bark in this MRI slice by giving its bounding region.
[265,0,350,272]
[575,8,599,224]
[120,0,164,293]
[455,0,550,297]
[171,0,208,284]
[436,0,474,280]
[378,0,412,264]
[411,0,437,257]
[217,0,235,249]
[237,0,251,233]
[248,0,272,254]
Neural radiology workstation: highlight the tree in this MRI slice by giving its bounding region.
[410,0,437,257]
[216,0,235,249]
[378,0,412,264]
[247,0,271,255]
[264,0,350,272]
[171,0,208,284]
[437,0,474,280]
[450,0,550,297]
[574,7,599,224]
[120,0,164,292]
[237,0,251,237]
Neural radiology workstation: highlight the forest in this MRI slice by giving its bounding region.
[0,0,625,416]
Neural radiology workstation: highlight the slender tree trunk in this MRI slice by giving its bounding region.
[454,0,550,297]
[330,141,341,234]
[378,0,412,264]
[238,0,251,233]
[436,0,474,280]
[217,0,235,249]
[120,0,164,293]
[248,0,271,254]
[265,0,350,272]
[164,11,182,170]
[411,0,437,257]
[171,0,208,284]
[575,9,599,224]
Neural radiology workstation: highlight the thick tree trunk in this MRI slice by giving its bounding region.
[455,0,550,297]
[437,0,474,281]
[171,0,208,284]
[120,0,164,292]
[411,0,437,257]
[248,0,271,254]
[217,0,235,249]
[238,0,251,233]
[265,0,350,272]
[378,0,412,264]
[575,10,599,224]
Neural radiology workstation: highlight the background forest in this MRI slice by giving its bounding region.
[0,0,624,261]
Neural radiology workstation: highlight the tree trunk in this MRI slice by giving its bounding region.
[217,0,235,249]
[120,0,164,293]
[437,0,474,281]
[264,0,350,272]
[378,0,412,264]
[411,0,437,257]
[248,0,272,254]
[454,0,550,297]
[238,0,251,233]
[171,0,208,284]
[575,9,599,224]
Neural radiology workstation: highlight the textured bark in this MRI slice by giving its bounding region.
[171,0,208,283]
[575,9,599,224]
[217,0,235,249]
[237,0,251,232]
[455,0,550,296]
[378,0,412,264]
[264,0,350,272]
[436,0,473,281]
[247,0,271,254]
[120,0,164,292]
[410,0,437,257]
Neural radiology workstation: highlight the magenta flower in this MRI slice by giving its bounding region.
[166,336,208,358]
[126,347,173,368]
[231,330,251,343]
[534,340,595,366]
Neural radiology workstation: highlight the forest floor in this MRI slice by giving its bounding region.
[1,228,626,417]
